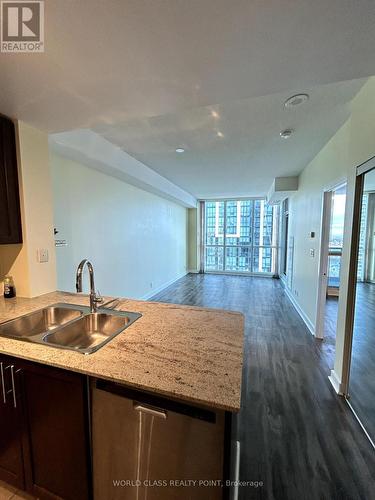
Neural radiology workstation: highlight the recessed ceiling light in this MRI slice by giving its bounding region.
[217,131,224,138]
[175,148,185,153]
[211,110,220,119]
[280,129,294,139]
[284,93,309,108]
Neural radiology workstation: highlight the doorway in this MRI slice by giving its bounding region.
[316,183,347,342]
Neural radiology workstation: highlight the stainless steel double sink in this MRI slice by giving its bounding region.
[0,303,141,354]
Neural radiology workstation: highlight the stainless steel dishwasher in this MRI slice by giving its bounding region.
[92,379,229,500]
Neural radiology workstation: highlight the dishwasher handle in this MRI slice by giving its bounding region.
[134,402,167,419]
[95,379,216,423]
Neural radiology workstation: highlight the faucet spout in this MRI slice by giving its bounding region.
[76,259,87,293]
[75,259,102,313]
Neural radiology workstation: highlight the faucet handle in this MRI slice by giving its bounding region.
[94,289,104,304]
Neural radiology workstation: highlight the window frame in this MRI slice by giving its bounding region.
[202,198,279,275]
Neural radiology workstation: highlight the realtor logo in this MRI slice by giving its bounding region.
[1,0,44,52]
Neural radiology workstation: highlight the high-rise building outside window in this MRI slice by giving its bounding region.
[204,199,278,273]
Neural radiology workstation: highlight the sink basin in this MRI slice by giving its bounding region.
[43,312,136,354]
[0,305,83,339]
[0,303,141,354]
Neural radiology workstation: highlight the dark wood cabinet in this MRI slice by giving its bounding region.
[0,355,90,500]
[0,115,22,244]
[0,356,25,489]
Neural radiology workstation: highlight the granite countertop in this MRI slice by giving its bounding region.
[0,291,244,412]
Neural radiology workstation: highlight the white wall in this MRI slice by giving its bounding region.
[0,121,57,297]
[287,77,375,389]
[287,120,351,329]
[51,153,187,299]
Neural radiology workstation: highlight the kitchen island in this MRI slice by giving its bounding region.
[0,291,244,500]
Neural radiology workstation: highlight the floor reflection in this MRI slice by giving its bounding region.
[349,282,375,442]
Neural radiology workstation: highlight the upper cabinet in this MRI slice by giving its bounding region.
[0,116,22,244]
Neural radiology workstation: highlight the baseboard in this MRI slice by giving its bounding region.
[283,285,316,336]
[346,398,375,449]
[205,271,275,278]
[187,269,199,274]
[328,370,344,395]
[141,272,187,300]
[279,275,287,287]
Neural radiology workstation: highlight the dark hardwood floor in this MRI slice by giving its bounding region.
[150,274,375,500]
[323,295,338,364]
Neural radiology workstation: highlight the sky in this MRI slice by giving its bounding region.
[330,193,346,244]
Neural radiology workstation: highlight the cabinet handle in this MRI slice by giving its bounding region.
[0,363,6,404]
[134,403,167,419]
[10,365,17,408]
[5,365,20,408]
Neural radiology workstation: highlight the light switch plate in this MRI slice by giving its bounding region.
[310,248,315,258]
[38,248,49,263]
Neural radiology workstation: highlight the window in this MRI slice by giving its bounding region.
[357,193,369,282]
[204,199,278,273]
[327,185,346,290]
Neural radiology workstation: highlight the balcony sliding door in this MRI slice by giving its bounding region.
[204,199,277,274]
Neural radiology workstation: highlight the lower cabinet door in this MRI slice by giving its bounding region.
[19,361,91,500]
[92,380,226,500]
[0,358,24,489]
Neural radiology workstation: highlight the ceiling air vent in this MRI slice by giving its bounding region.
[267,177,298,205]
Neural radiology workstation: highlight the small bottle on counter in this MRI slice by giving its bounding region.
[4,276,16,299]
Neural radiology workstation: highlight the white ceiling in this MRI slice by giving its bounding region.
[93,79,365,198]
[1,0,375,198]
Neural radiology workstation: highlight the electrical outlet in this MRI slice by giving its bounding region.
[310,248,315,258]
[37,248,49,263]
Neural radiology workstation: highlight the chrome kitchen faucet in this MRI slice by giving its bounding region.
[75,259,103,313]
